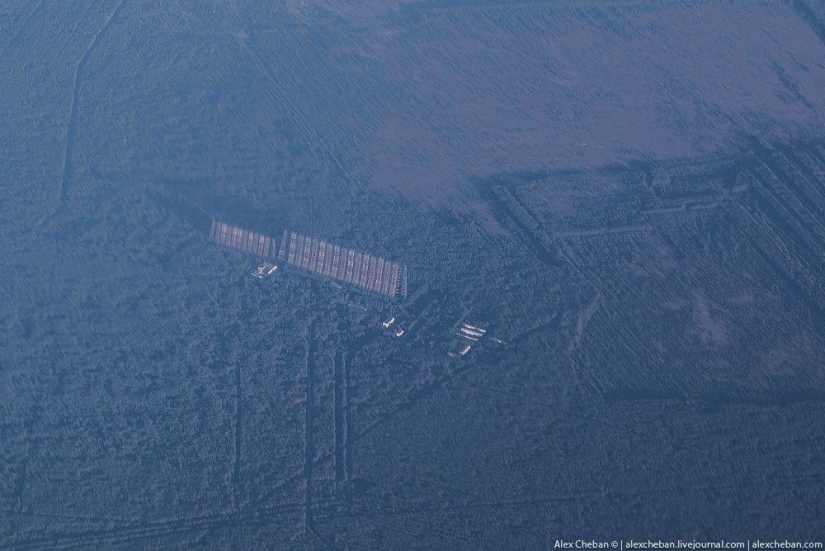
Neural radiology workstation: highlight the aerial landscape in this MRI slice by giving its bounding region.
[1,0,825,547]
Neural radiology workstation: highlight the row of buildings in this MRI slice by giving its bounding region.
[209,221,407,298]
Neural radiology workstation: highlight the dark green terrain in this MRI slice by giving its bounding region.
[2,1,825,547]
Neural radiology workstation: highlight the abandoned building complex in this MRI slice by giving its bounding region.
[208,220,408,298]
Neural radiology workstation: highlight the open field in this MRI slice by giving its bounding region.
[2,0,825,547]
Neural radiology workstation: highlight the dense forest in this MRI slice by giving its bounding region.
[2,0,825,547]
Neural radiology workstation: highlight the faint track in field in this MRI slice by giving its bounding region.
[234,36,362,194]
[4,502,306,550]
[37,0,128,229]
[8,0,45,50]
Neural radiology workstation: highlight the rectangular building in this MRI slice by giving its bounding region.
[280,231,405,297]
[208,220,273,257]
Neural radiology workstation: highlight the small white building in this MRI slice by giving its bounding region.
[252,262,278,279]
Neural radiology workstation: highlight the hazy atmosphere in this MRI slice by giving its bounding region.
[2,0,825,547]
